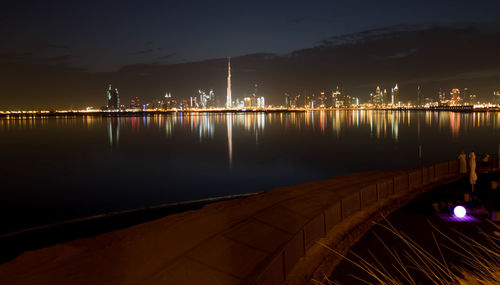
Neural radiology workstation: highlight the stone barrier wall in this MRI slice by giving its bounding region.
[341,193,361,218]
[254,159,461,284]
[377,179,394,199]
[360,185,378,208]
[409,169,423,189]
[435,161,450,178]
[393,173,410,193]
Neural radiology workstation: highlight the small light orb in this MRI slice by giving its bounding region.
[454,206,466,218]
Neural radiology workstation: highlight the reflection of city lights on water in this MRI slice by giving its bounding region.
[1,111,499,155]
[227,114,233,168]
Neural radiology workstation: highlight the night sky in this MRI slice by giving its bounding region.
[2,0,500,109]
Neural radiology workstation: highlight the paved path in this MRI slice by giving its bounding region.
[0,170,408,285]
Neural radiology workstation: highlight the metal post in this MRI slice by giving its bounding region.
[418,145,422,168]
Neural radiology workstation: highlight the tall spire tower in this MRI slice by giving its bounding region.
[226,57,232,108]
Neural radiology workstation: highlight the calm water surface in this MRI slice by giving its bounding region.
[1,110,499,234]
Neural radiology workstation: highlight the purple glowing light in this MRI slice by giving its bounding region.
[454,206,466,218]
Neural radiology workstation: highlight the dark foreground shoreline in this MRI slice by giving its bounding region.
[0,193,257,264]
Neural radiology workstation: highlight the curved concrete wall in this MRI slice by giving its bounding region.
[2,159,485,285]
[253,160,460,284]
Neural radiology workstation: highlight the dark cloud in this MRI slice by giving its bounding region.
[45,55,77,62]
[2,24,500,109]
[131,48,163,55]
[382,48,418,59]
[0,52,33,62]
[157,53,175,60]
[0,52,77,65]
[36,42,70,49]
[321,24,426,46]
[290,16,308,24]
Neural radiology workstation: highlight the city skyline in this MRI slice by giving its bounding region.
[100,82,495,111]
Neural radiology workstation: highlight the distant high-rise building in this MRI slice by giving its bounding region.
[438,88,446,103]
[235,98,244,109]
[226,58,232,108]
[469,94,477,105]
[257,97,265,108]
[193,89,215,108]
[383,89,388,106]
[332,87,341,107]
[354,97,360,106]
[198,90,206,108]
[391,84,399,106]
[373,86,382,106]
[208,89,215,108]
[463,88,469,102]
[344,95,352,107]
[250,96,257,107]
[451,88,461,105]
[284,93,299,108]
[284,93,291,107]
[164,92,174,109]
[417,85,423,106]
[190,96,198,108]
[106,84,120,110]
[130,96,141,109]
[464,88,475,105]
[493,91,500,105]
[243,97,252,107]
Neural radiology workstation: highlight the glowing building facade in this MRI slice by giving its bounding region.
[391,84,399,106]
[106,84,120,110]
[373,86,382,106]
[226,58,232,108]
[450,88,461,105]
[494,91,500,105]
[257,96,265,108]
[417,85,423,106]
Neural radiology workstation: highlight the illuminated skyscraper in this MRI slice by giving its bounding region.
[383,89,388,106]
[226,58,232,108]
[243,97,252,107]
[373,86,382,106]
[257,96,265,108]
[164,92,174,109]
[438,88,446,103]
[198,90,208,108]
[106,84,120,110]
[494,91,500,105]
[130,96,141,109]
[464,88,475,105]
[391,84,399,106]
[417,85,423,106]
[208,89,215,108]
[332,86,341,107]
[451,88,461,105]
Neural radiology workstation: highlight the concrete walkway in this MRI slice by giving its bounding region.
[0,162,462,285]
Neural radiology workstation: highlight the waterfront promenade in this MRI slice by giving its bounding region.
[1,105,498,118]
[0,160,474,284]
